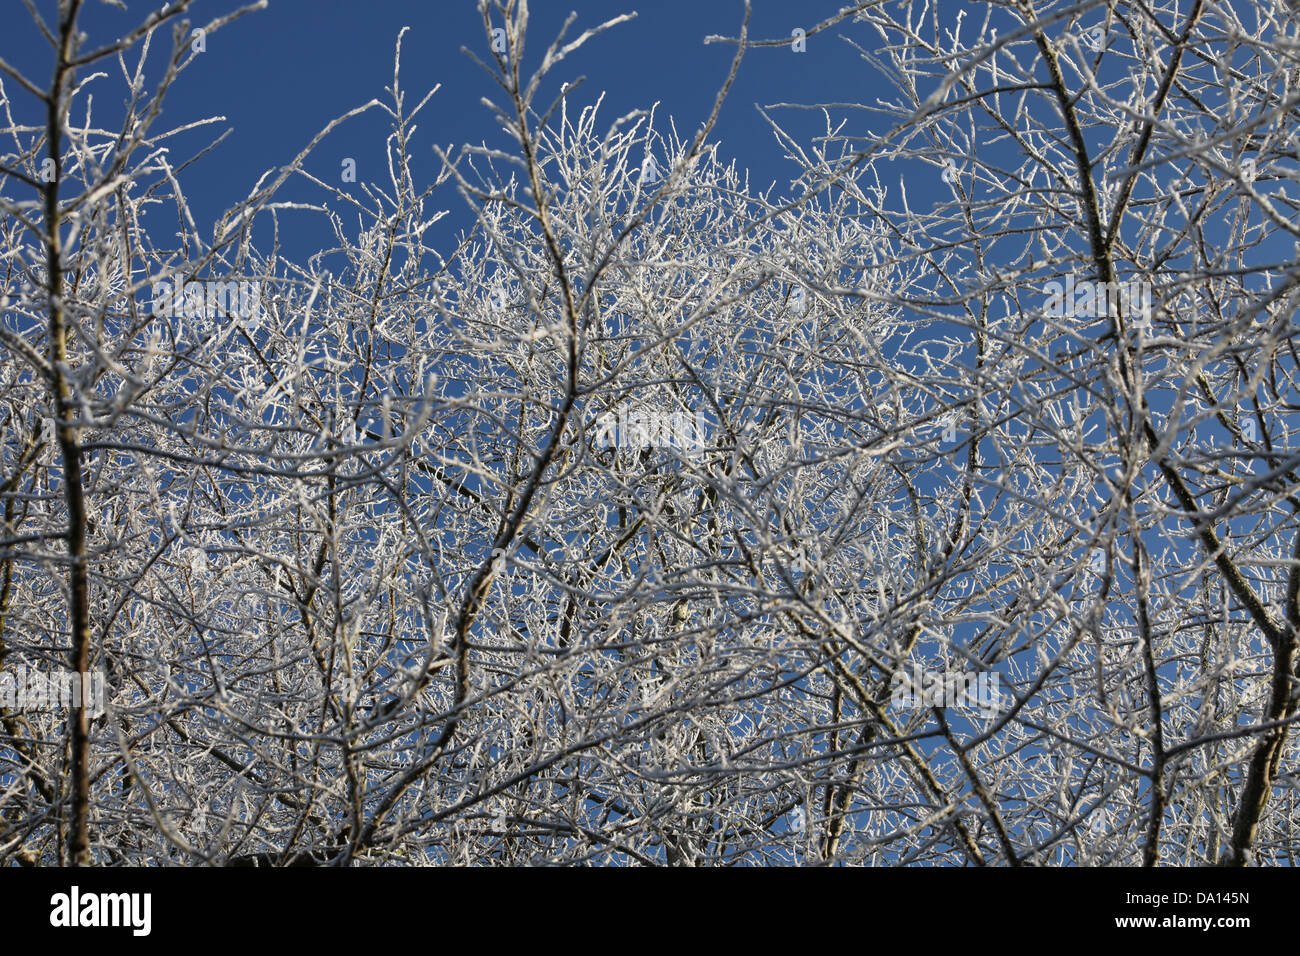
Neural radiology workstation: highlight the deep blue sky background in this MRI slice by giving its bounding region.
[7,0,879,252]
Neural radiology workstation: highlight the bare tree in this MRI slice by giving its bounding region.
[2,0,1299,867]
[742,0,1300,865]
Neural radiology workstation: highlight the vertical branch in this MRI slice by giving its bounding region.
[45,0,93,867]
[1134,541,1166,866]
